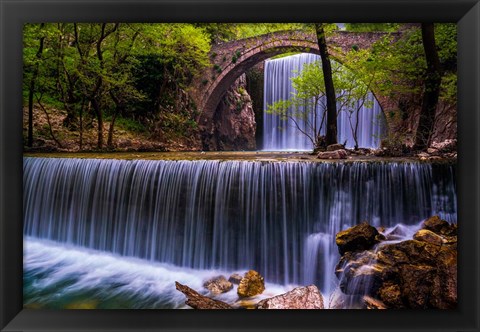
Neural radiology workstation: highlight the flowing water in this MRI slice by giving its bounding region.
[263,53,386,151]
[23,157,456,308]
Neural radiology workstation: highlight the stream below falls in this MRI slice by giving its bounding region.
[23,157,457,309]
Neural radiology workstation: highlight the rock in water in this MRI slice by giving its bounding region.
[413,229,443,246]
[203,275,233,294]
[317,149,348,159]
[228,273,243,285]
[237,270,265,298]
[334,217,457,309]
[335,222,380,255]
[422,215,457,236]
[256,285,324,309]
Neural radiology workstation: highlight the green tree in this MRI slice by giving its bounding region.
[266,61,327,149]
[24,23,46,147]
[333,61,375,150]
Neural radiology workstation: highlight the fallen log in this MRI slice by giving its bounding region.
[364,295,387,309]
[175,281,234,309]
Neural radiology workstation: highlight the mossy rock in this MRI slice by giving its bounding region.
[237,270,265,298]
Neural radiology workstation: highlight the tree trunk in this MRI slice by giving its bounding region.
[414,23,441,150]
[27,24,45,147]
[107,112,117,148]
[175,282,233,309]
[315,23,338,145]
[91,98,103,149]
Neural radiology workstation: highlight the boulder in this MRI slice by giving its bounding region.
[413,229,443,246]
[335,250,392,296]
[203,275,233,294]
[431,139,456,152]
[335,222,380,255]
[430,246,457,309]
[317,149,348,159]
[422,215,457,236]
[334,217,457,309]
[237,270,265,298]
[256,285,324,309]
[327,143,345,151]
[399,264,436,308]
[228,273,243,285]
[378,282,404,308]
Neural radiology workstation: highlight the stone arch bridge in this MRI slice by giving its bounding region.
[189,30,400,132]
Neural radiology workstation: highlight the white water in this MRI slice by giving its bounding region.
[263,53,386,151]
[23,157,456,308]
[24,237,293,309]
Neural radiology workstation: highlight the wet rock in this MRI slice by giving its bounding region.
[228,273,243,285]
[326,143,345,151]
[430,246,457,309]
[327,287,349,309]
[378,282,404,308]
[399,264,435,308]
[317,149,347,159]
[334,216,457,309]
[335,222,380,255]
[237,270,265,298]
[335,250,394,296]
[256,285,324,309]
[413,229,443,246]
[378,240,441,266]
[235,299,258,309]
[203,275,233,294]
[422,215,457,236]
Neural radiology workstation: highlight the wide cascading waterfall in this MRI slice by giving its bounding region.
[24,157,456,304]
[263,53,386,151]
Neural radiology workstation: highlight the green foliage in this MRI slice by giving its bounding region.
[23,23,213,149]
[113,116,147,133]
[344,23,401,32]
[270,52,301,60]
[214,64,222,73]
[266,61,327,147]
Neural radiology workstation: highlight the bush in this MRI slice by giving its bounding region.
[115,117,146,133]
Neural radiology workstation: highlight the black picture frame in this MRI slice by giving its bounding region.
[1,0,479,331]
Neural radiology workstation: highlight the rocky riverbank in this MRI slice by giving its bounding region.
[334,216,457,309]
[175,216,457,310]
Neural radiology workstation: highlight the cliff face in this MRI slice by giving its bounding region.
[201,74,257,151]
[377,92,456,147]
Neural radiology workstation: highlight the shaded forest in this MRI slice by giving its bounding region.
[23,23,457,154]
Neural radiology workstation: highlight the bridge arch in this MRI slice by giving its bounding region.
[190,30,397,138]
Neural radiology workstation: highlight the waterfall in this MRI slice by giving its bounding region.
[24,157,456,304]
[263,53,386,151]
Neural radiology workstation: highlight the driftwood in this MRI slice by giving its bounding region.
[175,281,233,309]
[364,295,387,309]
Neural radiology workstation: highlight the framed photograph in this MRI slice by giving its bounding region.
[1,0,479,331]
